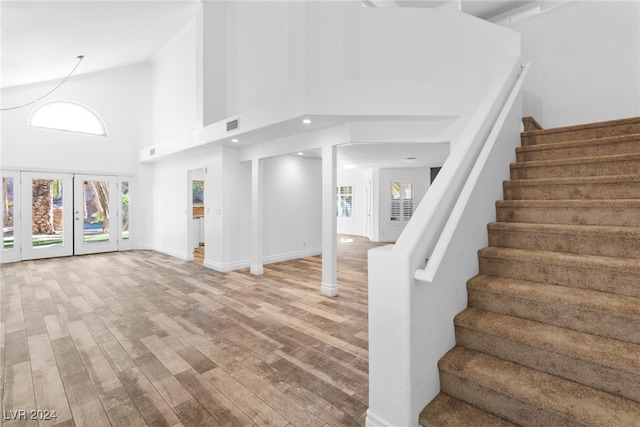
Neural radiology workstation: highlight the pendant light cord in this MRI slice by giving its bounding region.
[0,55,84,111]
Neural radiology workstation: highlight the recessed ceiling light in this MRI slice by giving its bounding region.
[302,119,311,124]
[231,138,239,143]
[297,152,304,156]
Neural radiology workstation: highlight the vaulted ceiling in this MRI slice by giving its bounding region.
[1,0,533,89]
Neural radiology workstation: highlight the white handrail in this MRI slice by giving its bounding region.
[391,56,524,278]
[415,62,531,283]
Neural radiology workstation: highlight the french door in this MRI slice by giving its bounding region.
[73,175,119,255]
[21,172,74,260]
[1,171,131,262]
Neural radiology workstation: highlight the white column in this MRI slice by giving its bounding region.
[321,144,338,296]
[250,158,264,275]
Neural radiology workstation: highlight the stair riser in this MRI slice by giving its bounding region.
[510,158,640,180]
[496,205,640,227]
[516,139,640,162]
[455,326,640,403]
[521,120,640,146]
[467,288,640,344]
[503,181,640,200]
[488,227,640,259]
[420,394,516,427]
[478,254,640,299]
[439,371,583,427]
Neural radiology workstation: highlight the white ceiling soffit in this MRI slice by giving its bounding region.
[1,0,200,89]
[337,142,450,170]
[370,0,539,21]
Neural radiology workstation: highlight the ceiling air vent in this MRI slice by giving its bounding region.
[226,119,239,132]
[150,148,155,156]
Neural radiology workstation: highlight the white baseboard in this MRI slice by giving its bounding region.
[262,247,322,264]
[321,281,339,297]
[203,258,251,272]
[366,410,419,427]
[158,247,322,272]
[153,245,192,261]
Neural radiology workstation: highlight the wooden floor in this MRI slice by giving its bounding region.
[0,236,386,427]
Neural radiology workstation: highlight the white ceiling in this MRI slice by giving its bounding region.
[1,0,526,170]
[1,0,200,88]
[1,0,533,89]
[337,141,450,169]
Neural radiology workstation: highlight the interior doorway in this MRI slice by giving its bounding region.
[1,170,131,262]
[188,168,206,264]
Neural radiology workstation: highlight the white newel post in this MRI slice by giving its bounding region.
[250,158,264,275]
[321,144,338,296]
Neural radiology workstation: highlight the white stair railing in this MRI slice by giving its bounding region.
[367,59,531,427]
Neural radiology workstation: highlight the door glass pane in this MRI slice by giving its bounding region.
[121,181,129,240]
[32,179,64,248]
[3,177,14,249]
[83,180,110,244]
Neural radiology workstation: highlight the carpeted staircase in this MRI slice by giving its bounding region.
[420,116,640,426]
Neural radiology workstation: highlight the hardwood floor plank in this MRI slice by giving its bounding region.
[28,333,57,371]
[175,369,254,427]
[117,367,181,427]
[133,352,192,408]
[173,398,223,427]
[140,335,192,375]
[61,370,111,427]
[43,314,69,341]
[3,361,36,419]
[77,346,123,394]
[202,367,289,427]
[4,330,30,366]
[50,337,85,379]
[1,235,379,426]
[99,386,148,427]
[32,365,74,426]
[67,320,99,351]
[269,358,368,419]
[231,368,325,427]
[161,335,218,374]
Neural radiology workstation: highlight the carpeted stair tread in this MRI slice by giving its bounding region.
[503,173,640,200]
[422,116,640,426]
[510,152,640,179]
[439,347,640,426]
[516,133,640,161]
[455,308,640,402]
[467,274,640,344]
[521,116,640,146]
[495,199,640,227]
[478,246,640,298]
[419,393,516,427]
[487,221,640,258]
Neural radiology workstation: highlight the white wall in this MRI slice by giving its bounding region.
[262,154,322,261]
[1,65,146,174]
[509,1,640,127]
[149,16,201,144]
[373,167,431,243]
[225,2,291,117]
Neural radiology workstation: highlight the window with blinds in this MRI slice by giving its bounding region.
[390,181,413,222]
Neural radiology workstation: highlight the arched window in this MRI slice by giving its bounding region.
[29,100,108,137]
